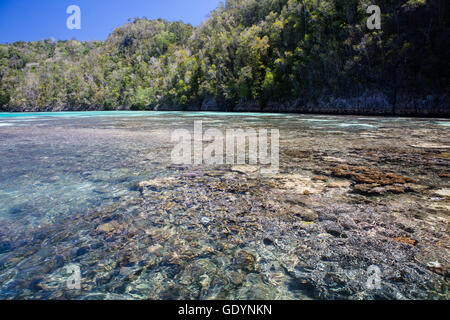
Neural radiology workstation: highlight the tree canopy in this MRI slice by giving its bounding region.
[0,0,448,113]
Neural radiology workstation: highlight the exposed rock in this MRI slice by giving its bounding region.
[231,165,259,175]
[201,97,219,111]
[332,165,414,186]
[156,105,182,111]
[234,101,261,112]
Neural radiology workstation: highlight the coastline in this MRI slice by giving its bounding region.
[2,93,448,117]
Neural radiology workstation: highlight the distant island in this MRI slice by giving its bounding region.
[0,0,448,116]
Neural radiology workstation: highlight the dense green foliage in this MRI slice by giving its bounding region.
[0,0,448,112]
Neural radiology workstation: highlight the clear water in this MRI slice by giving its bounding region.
[0,112,448,300]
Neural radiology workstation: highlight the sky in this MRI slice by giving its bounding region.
[0,0,223,43]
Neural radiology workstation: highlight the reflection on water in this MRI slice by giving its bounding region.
[0,112,448,300]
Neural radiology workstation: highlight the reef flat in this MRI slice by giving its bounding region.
[0,112,448,299]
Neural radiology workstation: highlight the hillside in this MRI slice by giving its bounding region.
[0,0,449,115]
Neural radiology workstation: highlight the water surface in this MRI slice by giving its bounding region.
[0,112,448,300]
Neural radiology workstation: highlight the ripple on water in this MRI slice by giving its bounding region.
[295,118,336,122]
[334,123,378,128]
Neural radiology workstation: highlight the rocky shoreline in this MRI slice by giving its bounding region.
[2,92,449,117]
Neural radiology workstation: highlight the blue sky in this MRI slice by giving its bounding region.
[0,0,223,43]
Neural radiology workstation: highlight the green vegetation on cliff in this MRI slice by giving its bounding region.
[0,0,448,113]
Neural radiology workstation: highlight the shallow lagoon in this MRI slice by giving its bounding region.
[0,112,448,299]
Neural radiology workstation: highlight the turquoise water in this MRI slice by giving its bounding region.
[0,111,163,118]
[0,111,291,119]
